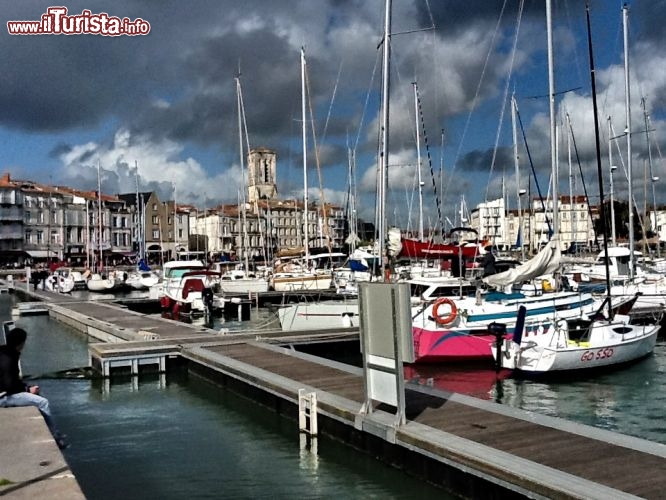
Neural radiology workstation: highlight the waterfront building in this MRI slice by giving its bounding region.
[471,195,599,254]
[0,173,25,265]
[190,205,266,263]
[470,198,508,247]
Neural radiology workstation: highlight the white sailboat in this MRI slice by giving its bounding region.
[270,47,333,292]
[219,74,269,295]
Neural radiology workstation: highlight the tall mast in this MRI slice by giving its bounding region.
[85,199,90,269]
[586,2,613,314]
[642,98,660,258]
[236,76,252,271]
[608,117,617,246]
[134,161,142,261]
[567,114,575,246]
[97,160,103,272]
[546,0,558,239]
[511,95,525,261]
[413,82,424,241]
[623,4,634,278]
[173,182,177,260]
[378,0,391,278]
[301,47,310,260]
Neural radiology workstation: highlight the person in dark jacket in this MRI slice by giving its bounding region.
[0,328,67,449]
[482,250,497,277]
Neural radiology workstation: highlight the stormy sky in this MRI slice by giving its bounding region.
[1,0,664,232]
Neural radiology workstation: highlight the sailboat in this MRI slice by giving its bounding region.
[270,48,333,292]
[399,83,489,264]
[217,75,270,295]
[492,3,659,375]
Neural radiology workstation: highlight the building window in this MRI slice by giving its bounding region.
[153,203,157,210]
[36,230,43,243]
[25,231,31,244]
[178,229,183,238]
[25,211,31,223]
[152,230,160,239]
[39,211,44,223]
[152,216,159,224]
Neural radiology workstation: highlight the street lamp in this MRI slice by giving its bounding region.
[610,165,617,247]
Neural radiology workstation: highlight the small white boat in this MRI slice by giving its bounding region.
[277,299,358,331]
[126,271,160,290]
[218,269,268,294]
[493,308,659,374]
[44,273,75,294]
[271,271,333,292]
[54,267,87,290]
[86,272,123,292]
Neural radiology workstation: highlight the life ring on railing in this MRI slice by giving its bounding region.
[432,298,458,326]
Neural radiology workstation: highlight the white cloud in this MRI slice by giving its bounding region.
[58,128,244,204]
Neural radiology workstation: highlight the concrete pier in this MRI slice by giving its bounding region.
[0,407,84,499]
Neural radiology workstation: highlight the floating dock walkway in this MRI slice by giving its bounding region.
[6,282,666,499]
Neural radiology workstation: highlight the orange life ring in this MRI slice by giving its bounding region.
[432,297,458,326]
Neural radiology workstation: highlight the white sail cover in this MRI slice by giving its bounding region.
[483,239,562,288]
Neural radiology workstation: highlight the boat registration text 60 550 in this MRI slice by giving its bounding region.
[581,348,614,362]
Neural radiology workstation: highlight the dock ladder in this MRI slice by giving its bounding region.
[298,389,318,436]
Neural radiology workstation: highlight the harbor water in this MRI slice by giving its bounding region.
[1,294,449,499]
[3,292,665,498]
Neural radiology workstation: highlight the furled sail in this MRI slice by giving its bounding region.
[483,239,562,288]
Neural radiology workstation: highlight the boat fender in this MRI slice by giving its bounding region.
[432,298,457,326]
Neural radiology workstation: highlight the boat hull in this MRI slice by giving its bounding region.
[495,322,659,373]
[413,327,498,362]
[219,279,269,294]
[278,301,358,331]
[400,237,482,260]
[271,274,332,292]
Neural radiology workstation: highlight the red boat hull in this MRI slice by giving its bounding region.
[400,237,483,260]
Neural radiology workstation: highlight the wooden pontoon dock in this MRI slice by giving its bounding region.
[7,283,666,499]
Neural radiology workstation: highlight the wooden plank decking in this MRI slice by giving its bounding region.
[192,342,666,499]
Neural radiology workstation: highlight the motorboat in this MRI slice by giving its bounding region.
[148,260,206,300]
[160,269,221,316]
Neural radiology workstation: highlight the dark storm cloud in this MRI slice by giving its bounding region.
[0,0,225,132]
[414,0,546,36]
[457,146,513,174]
[48,143,72,159]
